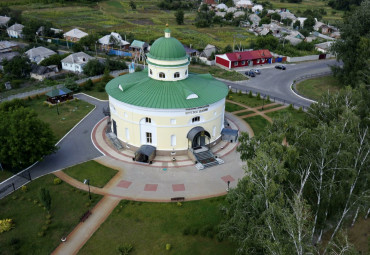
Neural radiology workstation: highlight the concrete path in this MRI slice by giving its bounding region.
[51,196,120,255]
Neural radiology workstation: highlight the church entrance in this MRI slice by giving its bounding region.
[187,127,211,149]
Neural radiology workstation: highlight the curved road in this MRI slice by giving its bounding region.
[0,59,340,198]
[223,59,340,108]
[0,94,108,198]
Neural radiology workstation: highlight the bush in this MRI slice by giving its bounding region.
[21,185,28,192]
[83,79,94,91]
[256,93,261,100]
[117,243,133,255]
[166,243,171,251]
[266,95,270,102]
[190,227,199,235]
[238,90,242,96]
[0,219,15,233]
[248,91,253,98]
[288,104,293,109]
[176,202,182,207]
[298,106,303,112]
[53,178,62,185]
[183,227,190,235]
[37,231,45,237]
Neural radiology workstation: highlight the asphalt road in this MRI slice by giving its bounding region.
[223,59,341,108]
[0,94,108,198]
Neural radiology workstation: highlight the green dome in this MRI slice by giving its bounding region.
[147,36,187,61]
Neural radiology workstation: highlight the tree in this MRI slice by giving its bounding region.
[223,44,233,53]
[2,55,31,78]
[293,20,301,29]
[72,42,84,53]
[282,18,293,26]
[303,16,315,31]
[0,102,57,170]
[64,78,80,92]
[254,35,279,50]
[129,0,136,10]
[259,16,271,26]
[83,79,93,91]
[331,0,370,87]
[105,59,127,71]
[39,188,51,212]
[270,12,281,21]
[83,59,105,76]
[79,34,99,51]
[39,53,69,69]
[175,10,184,25]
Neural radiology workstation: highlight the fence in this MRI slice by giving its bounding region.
[291,71,332,100]
[0,168,32,199]
[286,54,335,63]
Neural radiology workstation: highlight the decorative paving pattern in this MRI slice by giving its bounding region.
[172,184,185,192]
[221,175,235,183]
[116,180,132,189]
[144,184,158,192]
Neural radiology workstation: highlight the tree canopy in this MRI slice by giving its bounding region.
[0,100,57,170]
[331,0,370,87]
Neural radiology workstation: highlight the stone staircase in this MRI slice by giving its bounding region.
[106,132,123,150]
[193,148,223,169]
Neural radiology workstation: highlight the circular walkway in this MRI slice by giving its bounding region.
[70,112,252,202]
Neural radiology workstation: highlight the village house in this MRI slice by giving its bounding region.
[30,64,59,81]
[63,28,88,42]
[0,16,10,27]
[284,35,302,46]
[7,23,24,38]
[252,4,263,13]
[25,46,57,64]
[0,41,18,53]
[98,32,130,50]
[61,52,93,73]
[130,40,149,52]
[215,49,273,69]
[249,14,261,27]
[315,41,333,53]
[236,0,253,9]
[200,44,217,59]
[216,3,228,11]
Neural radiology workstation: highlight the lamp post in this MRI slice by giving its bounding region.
[84,179,91,200]
[56,99,60,115]
[227,181,230,192]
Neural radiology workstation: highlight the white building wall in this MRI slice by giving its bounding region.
[62,62,84,73]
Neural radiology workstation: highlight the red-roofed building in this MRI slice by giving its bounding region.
[203,0,217,4]
[215,49,273,69]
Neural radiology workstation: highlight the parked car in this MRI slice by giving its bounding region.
[251,69,261,74]
[275,65,286,70]
[245,70,256,77]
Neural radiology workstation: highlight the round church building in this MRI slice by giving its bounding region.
[105,28,229,162]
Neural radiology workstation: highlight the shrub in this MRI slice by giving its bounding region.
[248,91,253,98]
[45,219,51,225]
[43,101,48,107]
[183,227,190,235]
[37,231,45,237]
[0,219,15,233]
[83,79,94,91]
[288,104,293,110]
[176,202,182,207]
[238,90,242,96]
[28,96,32,101]
[228,95,233,100]
[41,225,48,231]
[166,244,171,251]
[190,227,199,235]
[21,185,28,192]
[256,93,261,100]
[266,95,270,102]
[46,214,51,220]
[298,106,303,112]
[53,177,62,185]
[117,243,133,255]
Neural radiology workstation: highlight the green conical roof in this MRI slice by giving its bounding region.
[147,31,187,61]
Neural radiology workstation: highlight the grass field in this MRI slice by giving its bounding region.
[244,115,271,136]
[295,76,342,101]
[266,107,306,125]
[228,93,267,108]
[25,97,93,140]
[236,111,254,116]
[225,102,245,112]
[63,161,118,188]
[79,197,236,255]
[189,65,248,81]
[0,174,101,255]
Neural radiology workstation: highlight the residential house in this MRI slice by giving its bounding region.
[236,0,253,9]
[200,44,217,59]
[216,3,228,11]
[64,28,88,42]
[249,14,261,27]
[284,35,302,46]
[25,46,57,64]
[227,7,237,13]
[0,16,10,27]
[297,17,307,28]
[289,30,305,39]
[7,23,24,38]
[0,41,18,53]
[313,19,325,31]
[30,64,59,81]
[61,52,94,73]
[315,41,333,53]
[234,11,245,18]
[320,25,337,35]
[304,36,317,43]
[183,44,199,57]
[330,31,340,39]
[216,12,226,18]
[130,40,149,52]
[252,4,263,13]
[280,11,297,24]
[313,31,336,41]
[51,28,63,34]
[98,32,130,50]
[215,49,273,69]
[0,52,19,70]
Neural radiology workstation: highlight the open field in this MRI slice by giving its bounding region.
[295,75,342,101]
[228,93,267,108]
[225,101,245,112]
[243,115,271,136]
[79,197,236,255]
[0,174,102,255]
[63,160,118,188]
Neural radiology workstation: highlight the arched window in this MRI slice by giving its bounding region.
[159,72,165,78]
[174,72,180,78]
[150,69,153,75]
[145,117,151,123]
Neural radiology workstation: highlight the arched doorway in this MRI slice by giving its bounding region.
[187,127,211,149]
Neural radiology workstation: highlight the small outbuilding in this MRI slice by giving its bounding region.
[45,87,73,104]
[221,128,239,143]
[134,145,156,163]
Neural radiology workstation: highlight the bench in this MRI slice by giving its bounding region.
[171,197,185,202]
[80,210,92,222]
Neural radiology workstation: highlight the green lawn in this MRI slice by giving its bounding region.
[63,161,118,188]
[25,97,93,140]
[82,90,108,100]
[79,197,236,255]
[236,111,254,116]
[228,93,267,108]
[266,107,306,125]
[244,115,271,136]
[259,104,282,111]
[295,76,342,101]
[0,174,101,255]
[189,65,248,82]
[225,102,245,112]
